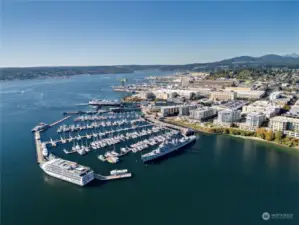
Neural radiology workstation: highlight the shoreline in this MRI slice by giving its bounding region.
[164,118,299,151]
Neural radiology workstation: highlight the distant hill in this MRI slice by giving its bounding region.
[159,54,299,71]
[284,53,299,58]
[1,54,298,80]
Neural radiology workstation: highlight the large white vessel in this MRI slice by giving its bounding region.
[40,158,94,186]
[141,135,196,163]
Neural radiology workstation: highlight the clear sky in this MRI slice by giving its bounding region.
[1,1,299,67]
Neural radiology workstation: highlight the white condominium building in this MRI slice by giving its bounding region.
[245,112,266,127]
[217,109,241,124]
[189,107,217,121]
[269,116,299,132]
[241,100,281,118]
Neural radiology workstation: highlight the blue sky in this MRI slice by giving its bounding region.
[1,1,299,67]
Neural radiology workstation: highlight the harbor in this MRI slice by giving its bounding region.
[4,70,299,225]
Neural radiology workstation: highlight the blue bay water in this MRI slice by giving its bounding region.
[1,71,299,225]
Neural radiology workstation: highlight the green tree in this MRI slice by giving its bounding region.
[283,105,291,111]
[274,131,283,141]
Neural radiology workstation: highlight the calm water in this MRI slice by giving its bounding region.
[1,71,299,225]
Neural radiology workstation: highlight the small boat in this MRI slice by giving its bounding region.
[97,155,106,161]
[110,169,128,175]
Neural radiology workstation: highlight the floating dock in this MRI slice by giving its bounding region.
[94,173,132,181]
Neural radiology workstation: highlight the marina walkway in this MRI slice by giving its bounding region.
[34,131,45,164]
[49,116,71,127]
[94,173,132,181]
[145,116,183,131]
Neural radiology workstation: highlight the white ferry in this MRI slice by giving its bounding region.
[40,158,94,186]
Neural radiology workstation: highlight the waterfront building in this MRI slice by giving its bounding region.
[179,105,197,116]
[210,90,237,101]
[189,106,217,121]
[160,104,198,117]
[241,100,281,118]
[245,112,266,127]
[217,109,241,124]
[269,116,299,131]
[160,106,179,117]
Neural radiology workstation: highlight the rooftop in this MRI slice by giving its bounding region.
[47,158,92,175]
[270,116,299,123]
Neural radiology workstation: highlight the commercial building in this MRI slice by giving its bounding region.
[245,112,266,127]
[210,91,237,101]
[192,80,235,88]
[189,107,217,121]
[269,116,299,132]
[289,100,299,117]
[217,109,241,124]
[189,87,215,96]
[220,100,248,111]
[241,100,281,118]
[153,89,200,100]
[225,87,265,99]
[269,91,282,101]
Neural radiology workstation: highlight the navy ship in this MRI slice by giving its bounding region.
[141,135,196,163]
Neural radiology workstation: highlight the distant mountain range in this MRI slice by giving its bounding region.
[1,54,299,80]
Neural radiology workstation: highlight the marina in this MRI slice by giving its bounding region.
[33,108,192,186]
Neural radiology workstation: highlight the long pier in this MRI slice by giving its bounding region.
[94,173,132,181]
[49,116,71,127]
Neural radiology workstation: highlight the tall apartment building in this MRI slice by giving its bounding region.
[269,116,299,131]
[210,91,237,101]
[245,112,266,127]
